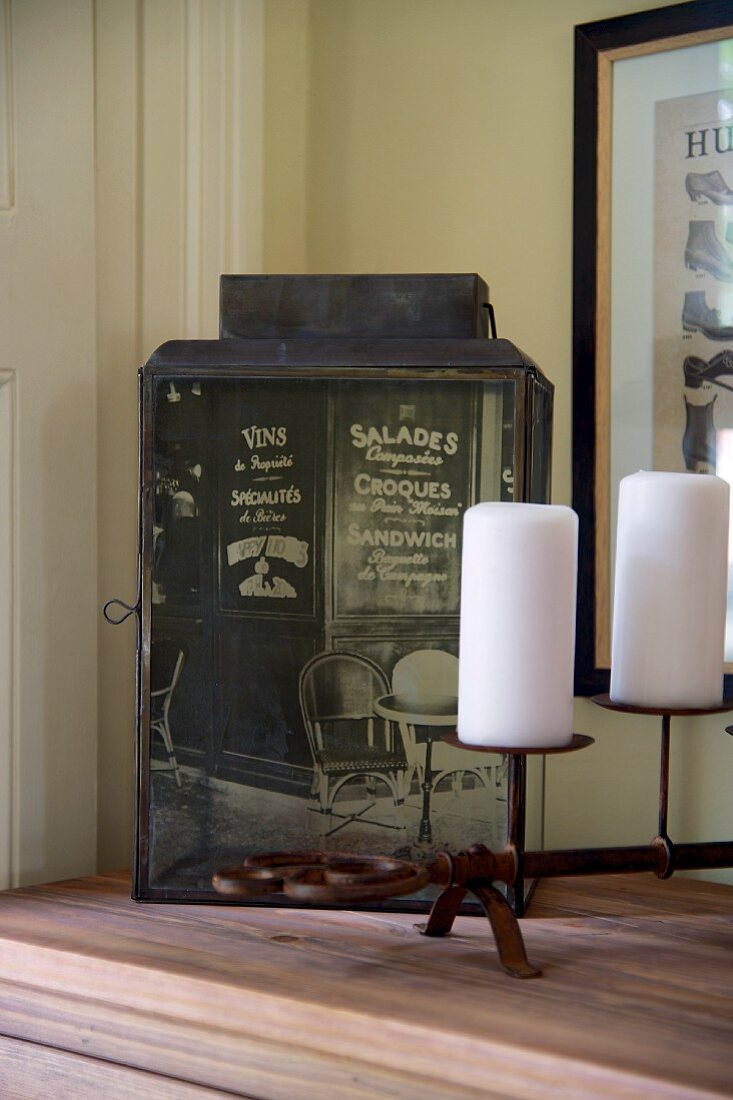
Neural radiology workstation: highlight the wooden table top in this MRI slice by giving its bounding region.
[0,870,731,1099]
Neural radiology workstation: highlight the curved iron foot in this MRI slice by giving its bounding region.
[472,884,542,979]
[416,884,468,937]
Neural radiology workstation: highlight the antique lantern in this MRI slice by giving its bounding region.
[135,274,553,914]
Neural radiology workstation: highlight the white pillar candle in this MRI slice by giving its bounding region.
[457,502,578,748]
[610,471,729,708]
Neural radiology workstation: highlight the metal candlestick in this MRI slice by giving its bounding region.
[441,732,593,915]
[214,701,733,979]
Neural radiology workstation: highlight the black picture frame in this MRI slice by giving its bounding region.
[134,337,553,911]
[572,0,733,695]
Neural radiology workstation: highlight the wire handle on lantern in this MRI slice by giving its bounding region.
[102,596,140,626]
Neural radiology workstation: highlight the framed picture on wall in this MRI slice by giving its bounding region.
[572,0,733,695]
[134,338,553,911]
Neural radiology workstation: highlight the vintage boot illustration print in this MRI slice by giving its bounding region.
[682,393,717,474]
[685,221,733,281]
[682,291,733,340]
[686,170,733,205]
[683,350,733,393]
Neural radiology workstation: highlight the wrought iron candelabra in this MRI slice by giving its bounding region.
[214,696,733,979]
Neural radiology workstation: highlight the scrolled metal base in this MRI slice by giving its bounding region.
[213,850,431,905]
[213,843,539,978]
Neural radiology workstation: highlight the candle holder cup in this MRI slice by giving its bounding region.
[213,701,733,979]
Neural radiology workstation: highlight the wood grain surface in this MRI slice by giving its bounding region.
[0,1034,238,1100]
[0,872,730,1098]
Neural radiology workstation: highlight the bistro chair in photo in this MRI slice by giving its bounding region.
[298,651,409,836]
[391,649,492,795]
[150,638,187,788]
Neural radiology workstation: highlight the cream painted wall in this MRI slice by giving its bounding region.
[264,0,309,271]
[0,0,98,886]
[262,0,732,882]
[95,0,264,872]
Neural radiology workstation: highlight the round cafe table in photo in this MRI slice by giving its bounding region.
[373,692,458,845]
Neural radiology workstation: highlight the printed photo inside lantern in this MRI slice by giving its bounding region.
[138,352,551,908]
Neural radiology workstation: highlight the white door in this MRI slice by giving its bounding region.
[0,0,97,887]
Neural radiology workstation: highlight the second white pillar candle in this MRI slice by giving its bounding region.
[610,470,729,708]
[457,502,578,748]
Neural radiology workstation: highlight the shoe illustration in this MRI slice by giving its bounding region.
[683,350,733,393]
[685,221,733,282]
[686,170,733,205]
[683,393,717,473]
[682,290,733,340]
